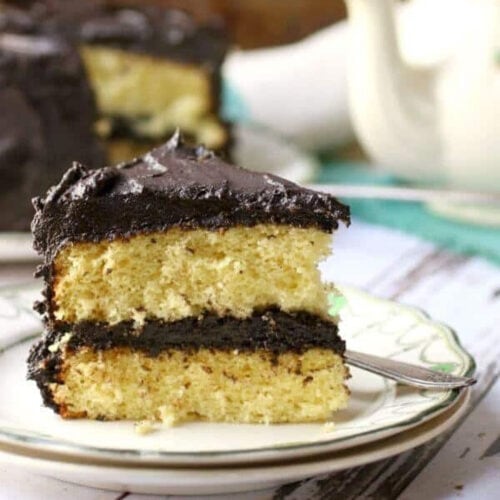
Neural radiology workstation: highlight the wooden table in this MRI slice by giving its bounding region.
[1,220,498,499]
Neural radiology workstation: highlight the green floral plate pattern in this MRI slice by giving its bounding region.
[0,283,474,466]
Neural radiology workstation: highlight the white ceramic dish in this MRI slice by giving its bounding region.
[0,389,470,495]
[0,124,318,263]
[0,284,474,467]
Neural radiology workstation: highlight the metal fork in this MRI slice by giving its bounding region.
[346,350,476,389]
[306,184,500,206]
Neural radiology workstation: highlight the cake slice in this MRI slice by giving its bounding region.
[28,133,350,424]
[77,4,230,162]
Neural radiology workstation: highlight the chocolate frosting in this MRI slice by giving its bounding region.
[32,132,350,260]
[32,308,345,359]
[0,32,105,230]
[27,308,345,413]
[1,1,228,66]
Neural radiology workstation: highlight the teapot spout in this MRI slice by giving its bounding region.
[345,0,441,182]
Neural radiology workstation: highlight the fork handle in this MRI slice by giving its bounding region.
[345,350,476,389]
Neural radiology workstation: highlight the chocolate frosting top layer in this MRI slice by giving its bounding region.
[32,132,350,259]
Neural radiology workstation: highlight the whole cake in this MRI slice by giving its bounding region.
[0,0,229,231]
[0,32,105,230]
[28,133,350,424]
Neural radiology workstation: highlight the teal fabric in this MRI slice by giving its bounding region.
[317,161,500,266]
[221,80,250,123]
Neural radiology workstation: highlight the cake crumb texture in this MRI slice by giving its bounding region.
[134,420,156,435]
[51,347,349,423]
[53,225,333,324]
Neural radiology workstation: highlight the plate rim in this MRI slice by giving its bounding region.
[0,389,470,496]
[0,282,476,465]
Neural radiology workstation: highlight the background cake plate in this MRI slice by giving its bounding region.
[0,389,470,495]
[0,283,474,467]
[0,123,318,263]
[0,233,36,262]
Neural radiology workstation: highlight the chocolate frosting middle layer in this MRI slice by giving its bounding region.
[27,308,345,413]
[31,308,345,361]
[32,133,350,260]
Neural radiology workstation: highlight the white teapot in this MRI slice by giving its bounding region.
[345,0,500,192]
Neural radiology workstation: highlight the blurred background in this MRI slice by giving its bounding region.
[0,0,499,263]
[111,0,347,49]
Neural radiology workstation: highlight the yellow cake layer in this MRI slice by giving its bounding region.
[51,347,349,423]
[53,225,333,324]
[81,45,227,149]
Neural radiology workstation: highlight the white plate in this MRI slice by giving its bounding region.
[0,233,37,262]
[0,389,470,495]
[0,284,474,466]
[0,124,318,263]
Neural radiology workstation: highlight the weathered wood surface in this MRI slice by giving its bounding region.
[1,221,499,500]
